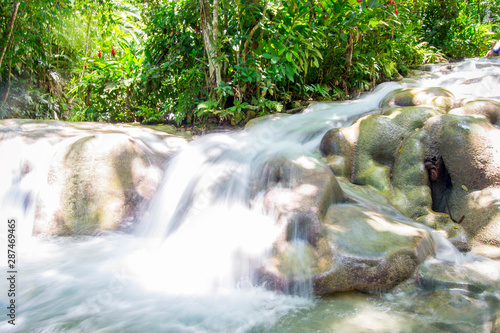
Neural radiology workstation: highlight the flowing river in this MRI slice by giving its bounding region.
[1,58,500,332]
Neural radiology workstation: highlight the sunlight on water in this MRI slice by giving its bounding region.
[128,205,280,295]
[0,235,314,332]
[418,58,500,101]
[0,136,52,239]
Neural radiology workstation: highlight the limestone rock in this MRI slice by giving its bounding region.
[254,155,344,246]
[381,87,456,111]
[244,114,292,130]
[448,99,500,125]
[493,311,500,333]
[428,115,500,247]
[254,157,435,295]
[354,106,443,195]
[320,124,359,180]
[252,155,343,293]
[312,204,434,295]
[319,90,500,254]
[0,119,187,235]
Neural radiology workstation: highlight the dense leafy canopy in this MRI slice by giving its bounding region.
[1,0,499,125]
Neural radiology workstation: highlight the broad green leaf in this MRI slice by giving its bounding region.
[313,57,319,68]
[277,41,287,56]
[104,82,117,92]
[285,63,295,82]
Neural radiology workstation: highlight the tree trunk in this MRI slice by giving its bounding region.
[345,30,354,71]
[212,0,221,87]
[1,59,12,108]
[199,0,221,93]
[0,2,20,70]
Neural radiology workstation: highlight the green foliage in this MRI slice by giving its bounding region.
[139,0,205,125]
[69,39,145,122]
[136,105,163,124]
[0,81,69,120]
[1,0,499,125]
[415,0,500,58]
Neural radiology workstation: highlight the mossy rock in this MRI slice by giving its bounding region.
[257,202,435,296]
[320,125,359,180]
[36,132,176,235]
[255,155,345,247]
[0,120,187,236]
[312,204,434,295]
[354,106,442,193]
[435,115,500,191]
[254,155,347,294]
[244,114,292,130]
[317,95,500,252]
[381,87,455,111]
[449,99,500,125]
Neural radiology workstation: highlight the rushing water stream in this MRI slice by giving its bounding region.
[1,58,500,332]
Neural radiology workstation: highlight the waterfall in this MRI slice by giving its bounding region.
[137,81,402,241]
[130,81,402,295]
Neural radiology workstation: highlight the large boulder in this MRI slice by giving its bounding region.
[319,124,360,181]
[430,115,500,248]
[253,155,435,295]
[380,87,456,111]
[253,155,344,247]
[313,203,435,294]
[354,105,444,195]
[319,87,500,255]
[449,99,500,125]
[0,120,187,235]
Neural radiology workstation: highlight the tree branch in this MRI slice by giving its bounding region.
[0,2,20,70]
[242,2,268,62]
[1,59,12,108]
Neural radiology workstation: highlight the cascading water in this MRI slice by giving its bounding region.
[1,58,500,332]
[130,81,401,296]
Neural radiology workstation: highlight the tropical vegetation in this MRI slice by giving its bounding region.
[1,0,499,126]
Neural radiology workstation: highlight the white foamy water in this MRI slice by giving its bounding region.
[1,57,500,332]
[418,57,500,101]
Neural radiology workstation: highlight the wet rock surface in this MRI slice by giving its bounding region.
[320,86,500,255]
[312,204,434,295]
[253,155,435,295]
[0,119,187,235]
[380,86,456,111]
